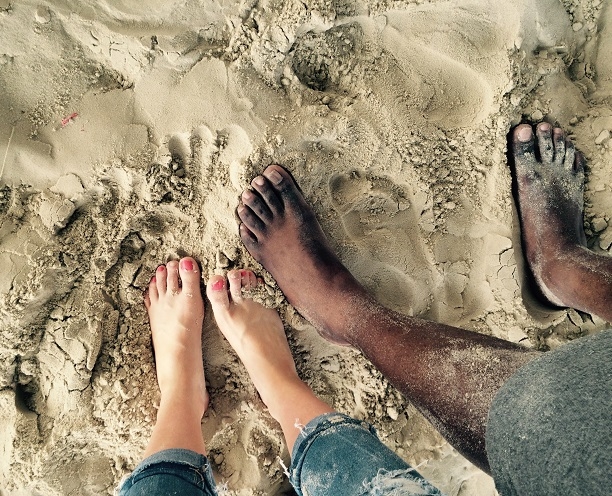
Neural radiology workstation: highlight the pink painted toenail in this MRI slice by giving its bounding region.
[181,259,194,271]
[253,176,265,186]
[212,279,224,291]
[240,270,247,277]
[517,126,532,142]
[266,170,283,185]
[157,265,165,272]
[151,276,156,283]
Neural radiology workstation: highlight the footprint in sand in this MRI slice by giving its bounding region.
[329,170,433,316]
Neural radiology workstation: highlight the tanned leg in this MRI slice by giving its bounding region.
[142,257,209,458]
[512,123,612,321]
[206,269,333,452]
[237,165,542,472]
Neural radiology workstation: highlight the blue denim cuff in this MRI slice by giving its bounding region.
[289,413,443,496]
[118,448,217,496]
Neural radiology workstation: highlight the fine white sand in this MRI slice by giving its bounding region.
[1,0,611,494]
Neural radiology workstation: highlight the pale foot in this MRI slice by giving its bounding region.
[237,165,376,346]
[511,123,588,307]
[206,270,304,416]
[144,257,209,418]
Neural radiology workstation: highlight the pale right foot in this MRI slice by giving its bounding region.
[206,269,333,450]
[206,270,305,416]
[511,123,588,307]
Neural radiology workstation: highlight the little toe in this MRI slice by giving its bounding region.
[156,265,167,294]
[206,275,229,310]
[574,150,586,174]
[552,127,566,165]
[237,204,266,236]
[166,260,180,294]
[242,189,273,223]
[536,122,554,163]
[563,139,576,171]
[179,257,201,296]
[228,270,243,302]
[251,175,283,214]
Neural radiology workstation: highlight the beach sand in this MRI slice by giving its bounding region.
[1,0,611,494]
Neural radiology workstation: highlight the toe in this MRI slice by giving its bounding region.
[512,124,538,181]
[251,175,284,214]
[563,139,575,171]
[552,127,566,165]
[239,223,260,251]
[536,122,554,163]
[574,150,586,174]
[228,270,243,302]
[206,275,229,310]
[148,276,159,303]
[237,204,266,235]
[166,260,180,294]
[263,164,304,208]
[179,257,201,297]
[244,270,257,290]
[242,189,273,223]
[156,265,167,294]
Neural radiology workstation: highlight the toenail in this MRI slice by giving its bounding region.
[253,176,265,186]
[517,126,533,142]
[151,276,156,283]
[538,122,551,132]
[265,169,283,185]
[237,205,246,214]
[181,259,194,271]
[212,279,224,291]
[242,190,254,201]
[157,265,165,272]
[240,270,247,276]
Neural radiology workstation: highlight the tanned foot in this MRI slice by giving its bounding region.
[511,123,587,307]
[237,165,373,345]
[207,270,304,417]
[144,258,209,418]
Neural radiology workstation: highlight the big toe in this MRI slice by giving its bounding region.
[179,257,201,296]
[262,164,304,207]
[206,275,229,311]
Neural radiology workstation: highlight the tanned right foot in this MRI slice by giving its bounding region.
[511,123,587,307]
[237,165,374,345]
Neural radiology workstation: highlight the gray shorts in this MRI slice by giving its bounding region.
[486,329,612,496]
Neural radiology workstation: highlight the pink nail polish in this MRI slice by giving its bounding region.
[212,279,224,290]
[240,270,247,277]
[151,276,156,283]
[157,265,165,272]
[181,259,194,271]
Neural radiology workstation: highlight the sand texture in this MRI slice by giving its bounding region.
[1,0,611,494]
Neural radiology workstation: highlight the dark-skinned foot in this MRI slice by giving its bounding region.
[236,165,374,346]
[511,122,587,307]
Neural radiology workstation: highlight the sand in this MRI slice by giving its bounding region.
[0,0,611,494]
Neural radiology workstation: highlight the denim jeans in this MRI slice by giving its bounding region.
[118,414,443,496]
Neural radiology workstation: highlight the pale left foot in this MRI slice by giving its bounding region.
[144,257,209,418]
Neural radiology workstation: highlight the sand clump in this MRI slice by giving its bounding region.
[1,0,611,494]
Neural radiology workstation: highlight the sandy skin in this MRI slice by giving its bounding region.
[234,123,612,471]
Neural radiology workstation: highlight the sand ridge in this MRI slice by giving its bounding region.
[1,0,611,494]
